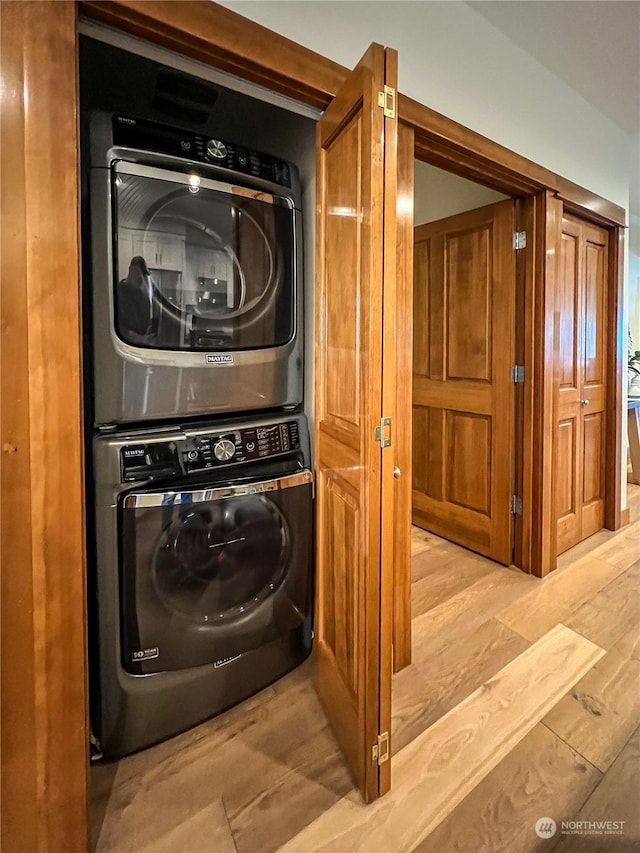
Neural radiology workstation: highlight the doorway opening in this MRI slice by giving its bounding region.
[411,159,517,567]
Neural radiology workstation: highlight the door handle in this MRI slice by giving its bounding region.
[581,399,590,406]
[393,467,401,479]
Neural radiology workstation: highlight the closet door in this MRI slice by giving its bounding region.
[412,201,516,564]
[555,214,608,554]
[314,42,397,803]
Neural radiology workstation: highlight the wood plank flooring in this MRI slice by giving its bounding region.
[91,484,640,852]
[279,625,604,853]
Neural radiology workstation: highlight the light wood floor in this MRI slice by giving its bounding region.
[91,484,640,852]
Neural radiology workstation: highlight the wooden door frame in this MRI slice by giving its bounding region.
[401,94,625,577]
[3,1,625,846]
[77,8,625,571]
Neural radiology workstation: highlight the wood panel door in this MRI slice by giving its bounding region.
[314,43,398,803]
[412,201,516,564]
[555,214,608,554]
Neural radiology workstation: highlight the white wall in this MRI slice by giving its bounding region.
[414,162,507,225]
[222,0,632,213]
[223,0,636,505]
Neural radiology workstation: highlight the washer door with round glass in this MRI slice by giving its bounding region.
[112,161,296,352]
[119,470,313,674]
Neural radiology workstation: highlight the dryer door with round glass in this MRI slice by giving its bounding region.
[119,470,313,674]
[113,161,296,352]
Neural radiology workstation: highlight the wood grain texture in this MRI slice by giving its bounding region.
[415,724,602,853]
[392,617,530,753]
[0,3,88,851]
[530,191,563,576]
[513,197,536,573]
[543,644,640,773]
[92,664,352,853]
[585,525,640,573]
[403,95,558,196]
[4,2,626,848]
[557,177,627,229]
[402,95,625,226]
[313,41,390,804]
[136,799,236,853]
[604,226,625,530]
[93,507,639,851]
[412,201,516,564]
[555,214,609,554]
[80,0,346,109]
[496,555,630,643]
[377,45,400,796]
[410,544,497,617]
[278,625,604,853]
[554,727,640,851]
[391,121,415,674]
[411,565,536,664]
[564,560,640,653]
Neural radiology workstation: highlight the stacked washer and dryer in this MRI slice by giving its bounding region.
[85,111,313,758]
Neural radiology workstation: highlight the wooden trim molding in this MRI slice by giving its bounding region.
[392,121,414,671]
[1,2,88,850]
[80,2,626,229]
[2,0,627,844]
[79,0,346,109]
[401,94,626,227]
[529,192,563,577]
[556,178,627,229]
[604,227,625,530]
[513,197,536,573]
[401,93,556,196]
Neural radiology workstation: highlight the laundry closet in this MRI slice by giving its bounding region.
[4,2,628,847]
[80,29,321,763]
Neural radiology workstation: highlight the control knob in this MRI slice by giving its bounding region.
[207,139,228,160]
[213,438,235,462]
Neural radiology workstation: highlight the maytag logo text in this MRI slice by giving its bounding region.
[206,354,234,365]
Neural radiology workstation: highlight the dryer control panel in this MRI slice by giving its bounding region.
[120,419,301,482]
[112,114,292,187]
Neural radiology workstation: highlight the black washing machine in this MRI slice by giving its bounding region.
[90,413,313,759]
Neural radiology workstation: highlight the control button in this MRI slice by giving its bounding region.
[207,139,228,160]
[214,438,235,462]
[238,154,248,166]
[186,450,199,461]
[246,441,256,452]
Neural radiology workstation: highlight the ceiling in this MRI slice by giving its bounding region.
[467,1,640,135]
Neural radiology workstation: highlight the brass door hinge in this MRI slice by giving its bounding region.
[378,86,396,119]
[375,417,392,448]
[372,731,390,765]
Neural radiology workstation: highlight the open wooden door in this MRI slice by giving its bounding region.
[314,42,398,803]
[412,201,516,565]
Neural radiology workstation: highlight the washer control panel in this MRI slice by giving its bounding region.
[184,420,300,472]
[119,420,301,481]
